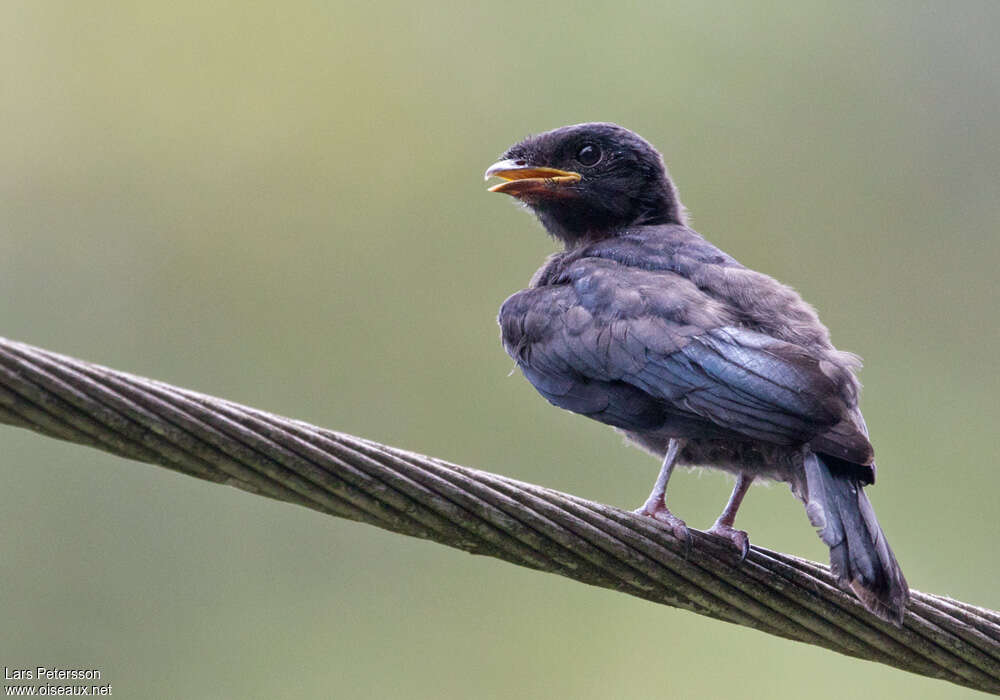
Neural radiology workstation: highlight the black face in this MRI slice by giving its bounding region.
[485,123,684,245]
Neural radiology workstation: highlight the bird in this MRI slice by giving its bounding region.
[484,122,909,624]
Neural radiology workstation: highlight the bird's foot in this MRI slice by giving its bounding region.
[707,521,750,562]
[634,500,691,552]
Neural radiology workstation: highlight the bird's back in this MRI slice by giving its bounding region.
[500,224,874,475]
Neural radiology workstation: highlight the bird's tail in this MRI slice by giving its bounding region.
[803,452,909,625]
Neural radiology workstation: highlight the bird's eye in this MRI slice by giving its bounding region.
[575,144,601,166]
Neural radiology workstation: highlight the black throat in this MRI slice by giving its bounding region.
[531,185,684,248]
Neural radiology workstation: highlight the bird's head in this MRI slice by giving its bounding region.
[485,122,685,246]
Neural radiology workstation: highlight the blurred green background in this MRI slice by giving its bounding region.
[2,2,998,698]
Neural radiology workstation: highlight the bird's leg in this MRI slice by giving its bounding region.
[634,439,689,545]
[707,473,754,561]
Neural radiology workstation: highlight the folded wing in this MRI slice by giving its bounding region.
[500,259,872,465]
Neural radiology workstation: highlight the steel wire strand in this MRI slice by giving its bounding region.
[0,337,997,695]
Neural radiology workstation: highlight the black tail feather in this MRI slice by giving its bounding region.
[803,452,909,625]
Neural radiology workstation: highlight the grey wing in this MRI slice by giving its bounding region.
[499,260,872,460]
[499,283,669,431]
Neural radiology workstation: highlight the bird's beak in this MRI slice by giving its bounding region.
[484,159,582,196]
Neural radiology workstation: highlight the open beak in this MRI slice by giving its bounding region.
[484,159,581,196]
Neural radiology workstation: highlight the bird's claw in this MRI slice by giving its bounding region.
[707,522,750,562]
[634,503,692,555]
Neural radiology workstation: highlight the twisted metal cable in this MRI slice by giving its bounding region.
[0,336,997,694]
